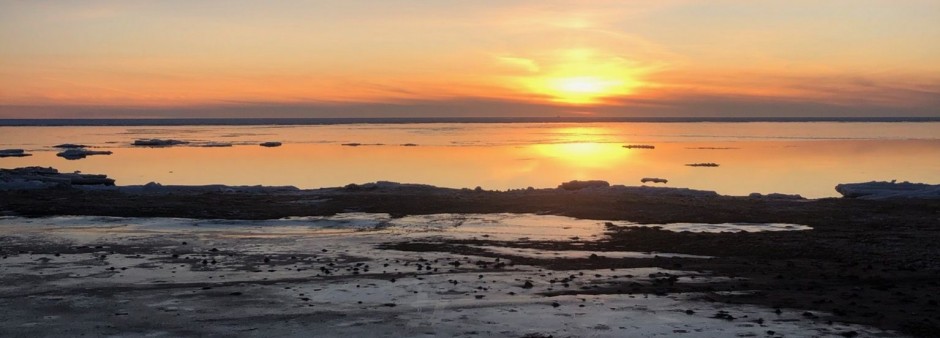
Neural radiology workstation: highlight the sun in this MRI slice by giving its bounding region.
[547,76,624,104]
[532,75,631,105]
[505,49,650,105]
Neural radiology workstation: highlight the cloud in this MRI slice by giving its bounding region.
[496,57,541,73]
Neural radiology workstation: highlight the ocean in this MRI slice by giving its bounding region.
[2,118,939,198]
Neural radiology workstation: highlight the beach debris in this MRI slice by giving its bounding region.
[0,149,31,157]
[641,177,668,184]
[0,167,115,189]
[835,181,940,199]
[52,144,88,149]
[56,149,113,160]
[259,141,282,147]
[623,145,655,149]
[132,139,189,147]
[686,163,719,167]
[558,180,610,190]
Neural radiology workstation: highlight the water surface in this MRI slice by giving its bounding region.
[2,122,939,197]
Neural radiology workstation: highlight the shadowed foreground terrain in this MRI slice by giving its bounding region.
[1,183,939,336]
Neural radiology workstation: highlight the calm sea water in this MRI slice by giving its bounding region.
[2,121,939,198]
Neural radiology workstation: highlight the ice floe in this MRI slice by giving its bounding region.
[836,181,940,199]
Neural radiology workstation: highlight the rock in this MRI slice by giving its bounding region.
[52,144,88,148]
[132,139,189,147]
[200,142,232,147]
[640,177,668,184]
[259,142,282,147]
[522,281,534,289]
[56,149,113,160]
[401,143,418,147]
[748,192,804,200]
[558,180,610,190]
[622,145,655,149]
[835,181,940,199]
[0,149,31,157]
[712,311,735,321]
[118,182,299,194]
[341,143,362,147]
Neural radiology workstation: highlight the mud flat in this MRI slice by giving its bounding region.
[0,173,938,336]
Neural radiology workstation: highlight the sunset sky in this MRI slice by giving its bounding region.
[1,0,939,118]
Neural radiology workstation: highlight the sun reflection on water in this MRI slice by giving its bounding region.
[531,142,628,168]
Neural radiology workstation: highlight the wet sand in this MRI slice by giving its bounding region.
[1,185,939,336]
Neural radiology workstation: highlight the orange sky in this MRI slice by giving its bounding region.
[1,1,939,118]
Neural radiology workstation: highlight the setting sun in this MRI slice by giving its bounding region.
[510,49,649,105]
[525,74,638,105]
[546,76,626,104]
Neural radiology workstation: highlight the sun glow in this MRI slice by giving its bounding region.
[512,49,648,105]
[532,142,629,168]
[548,76,625,104]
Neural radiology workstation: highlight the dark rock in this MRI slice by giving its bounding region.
[558,180,610,191]
[133,139,189,147]
[56,149,113,160]
[712,311,735,321]
[52,144,88,149]
[0,149,31,158]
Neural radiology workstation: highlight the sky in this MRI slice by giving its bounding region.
[1,0,939,118]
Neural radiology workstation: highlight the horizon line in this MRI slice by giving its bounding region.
[2,116,939,126]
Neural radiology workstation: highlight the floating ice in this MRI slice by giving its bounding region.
[836,181,940,199]
[56,148,113,160]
